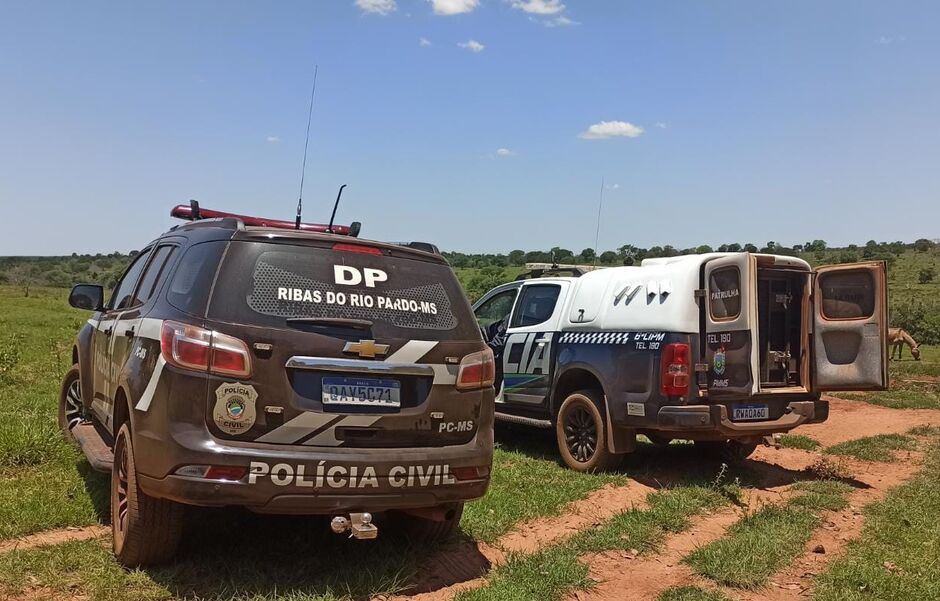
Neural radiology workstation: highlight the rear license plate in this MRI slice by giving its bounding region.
[322,377,401,408]
[733,404,769,421]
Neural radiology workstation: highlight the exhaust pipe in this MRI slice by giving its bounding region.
[330,512,378,540]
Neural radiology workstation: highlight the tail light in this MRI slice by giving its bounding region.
[660,343,690,397]
[161,321,252,378]
[456,348,496,391]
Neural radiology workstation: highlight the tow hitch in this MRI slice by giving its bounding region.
[330,512,378,540]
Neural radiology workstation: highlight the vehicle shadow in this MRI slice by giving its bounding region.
[494,421,870,493]
[143,508,491,600]
[76,458,111,524]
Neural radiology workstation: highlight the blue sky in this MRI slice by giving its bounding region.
[1,0,938,256]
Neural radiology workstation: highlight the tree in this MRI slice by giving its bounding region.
[580,248,596,262]
[743,243,758,253]
[508,250,525,266]
[598,251,618,264]
[804,240,827,252]
[919,267,937,284]
[695,244,714,254]
[6,264,35,297]
[914,238,935,252]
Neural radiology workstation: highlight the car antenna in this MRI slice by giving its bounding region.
[295,64,319,229]
[593,177,605,267]
[327,184,347,233]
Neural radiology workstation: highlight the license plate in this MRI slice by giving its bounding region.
[733,404,769,421]
[322,377,401,408]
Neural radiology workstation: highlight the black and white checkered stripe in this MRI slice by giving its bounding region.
[559,332,634,345]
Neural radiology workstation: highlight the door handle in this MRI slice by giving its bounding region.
[124,326,135,338]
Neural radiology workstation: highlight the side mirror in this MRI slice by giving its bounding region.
[69,284,104,311]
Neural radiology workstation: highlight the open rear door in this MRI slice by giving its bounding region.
[812,261,888,391]
[704,254,759,399]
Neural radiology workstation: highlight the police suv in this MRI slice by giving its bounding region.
[60,204,495,566]
[473,254,888,472]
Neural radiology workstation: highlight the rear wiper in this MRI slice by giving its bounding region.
[286,317,374,330]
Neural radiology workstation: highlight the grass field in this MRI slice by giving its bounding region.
[0,280,938,600]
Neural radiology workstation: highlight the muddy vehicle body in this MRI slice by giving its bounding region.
[61,206,495,565]
[473,254,888,471]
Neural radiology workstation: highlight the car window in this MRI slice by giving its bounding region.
[109,249,152,311]
[819,270,874,320]
[474,289,518,328]
[133,245,176,307]
[510,284,560,328]
[709,267,741,320]
[167,241,227,316]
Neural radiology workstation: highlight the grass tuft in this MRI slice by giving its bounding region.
[778,434,821,451]
[825,433,916,462]
[658,586,731,601]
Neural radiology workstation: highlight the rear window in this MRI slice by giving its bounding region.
[709,267,741,320]
[819,271,874,319]
[207,241,479,340]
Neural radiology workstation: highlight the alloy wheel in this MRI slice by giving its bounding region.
[564,405,598,463]
[63,378,83,430]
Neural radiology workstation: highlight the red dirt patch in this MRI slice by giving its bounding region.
[572,507,743,601]
[0,526,108,556]
[498,481,655,554]
[797,396,940,446]
[570,446,925,601]
[734,447,925,601]
[384,481,656,600]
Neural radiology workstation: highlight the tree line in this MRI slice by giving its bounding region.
[443,238,936,269]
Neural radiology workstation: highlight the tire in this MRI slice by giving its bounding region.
[58,365,83,441]
[696,440,758,463]
[112,423,183,566]
[556,390,621,473]
[395,503,464,544]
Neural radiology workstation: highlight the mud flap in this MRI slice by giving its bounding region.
[605,396,636,454]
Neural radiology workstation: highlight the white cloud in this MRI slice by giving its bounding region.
[356,0,397,15]
[876,35,906,45]
[543,15,577,27]
[431,0,479,15]
[511,0,564,15]
[495,148,515,157]
[457,39,485,53]
[419,37,432,46]
[655,122,667,129]
[266,136,281,143]
[605,183,620,190]
[579,120,645,140]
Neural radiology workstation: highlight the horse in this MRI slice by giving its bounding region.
[888,327,921,361]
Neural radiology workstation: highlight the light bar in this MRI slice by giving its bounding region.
[170,204,358,236]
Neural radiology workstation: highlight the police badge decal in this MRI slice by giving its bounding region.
[713,347,726,376]
[213,383,258,435]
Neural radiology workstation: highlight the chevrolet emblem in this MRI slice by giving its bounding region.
[343,339,390,359]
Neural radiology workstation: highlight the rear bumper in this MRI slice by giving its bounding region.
[654,399,828,438]
[134,423,492,515]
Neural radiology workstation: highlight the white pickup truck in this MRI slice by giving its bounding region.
[473,253,888,471]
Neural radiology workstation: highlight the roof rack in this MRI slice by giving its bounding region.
[515,262,605,280]
[170,201,361,237]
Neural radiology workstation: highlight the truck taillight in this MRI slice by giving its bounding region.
[456,348,496,391]
[660,343,690,397]
[161,321,252,379]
